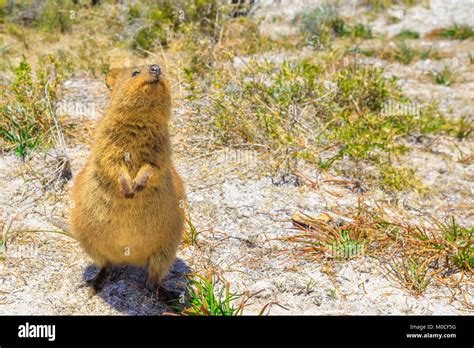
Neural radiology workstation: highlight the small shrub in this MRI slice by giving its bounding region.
[35,0,76,33]
[380,165,420,192]
[128,0,229,53]
[392,41,416,64]
[300,4,341,47]
[0,0,9,24]
[452,116,473,140]
[300,5,372,46]
[350,23,373,39]
[183,16,278,77]
[0,56,71,159]
[429,65,458,86]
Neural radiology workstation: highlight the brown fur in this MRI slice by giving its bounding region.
[70,64,185,294]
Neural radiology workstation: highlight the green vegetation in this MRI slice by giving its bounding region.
[391,41,417,64]
[395,29,420,40]
[434,217,473,270]
[0,56,72,159]
[379,165,419,192]
[0,0,76,33]
[186,52,462,191]
[36,0,76,33]
[126,0,228,53]
[289,204,473,294]
[300,5,372,47]
[300,4,341,46]
[363,40,443,64]
[290,212,369,260]
[351,23,374,39]
[453,116,473,140]
[180,274,247,316]
[386,256,432,295]
[183,218,201,246]
[0,0,472,310]
[430,65,458,86]
[431,24,474,40]
[361,0,422,11]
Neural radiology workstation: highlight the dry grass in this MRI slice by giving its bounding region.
[287,198,473,296]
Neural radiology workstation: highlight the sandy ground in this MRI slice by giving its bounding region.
[1,1,473,315]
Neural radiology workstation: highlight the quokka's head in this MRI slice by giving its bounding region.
[105,64,171,118]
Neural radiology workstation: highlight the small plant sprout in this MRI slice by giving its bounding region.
[429,65,458,86]
[180,274,249,316]
[288,209,370,260]
[432,217,473,271]
[385,256,433,296]
[183,217,201,246]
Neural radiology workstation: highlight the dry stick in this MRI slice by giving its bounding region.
[12,229,74,239]
[44,81,66,151]
[136,46,158,58]
[44,80,70,188]
[300,89,334,106]
[187,142,269,160]
[157,40,169,71]
[323,259,347,300]
[176,61,182,98]
[252,94,314,137]
[295,172,345,198]
[258,301,289,316]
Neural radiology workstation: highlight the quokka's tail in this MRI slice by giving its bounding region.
[47,217,71,233]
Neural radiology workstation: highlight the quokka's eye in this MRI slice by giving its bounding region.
[131,71,140,77]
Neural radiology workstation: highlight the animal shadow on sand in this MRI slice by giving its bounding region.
[83,258,191,315]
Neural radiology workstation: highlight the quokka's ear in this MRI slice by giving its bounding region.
[105,68,122,90]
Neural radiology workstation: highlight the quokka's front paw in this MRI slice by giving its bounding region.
[118,174,135,198]
[132,171,150,193]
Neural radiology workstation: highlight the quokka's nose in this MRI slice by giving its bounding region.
[149,65,161,75]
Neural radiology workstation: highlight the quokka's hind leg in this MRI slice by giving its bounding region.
[87,265,110,295]
[80,242,111,294]
[145,250,179,301]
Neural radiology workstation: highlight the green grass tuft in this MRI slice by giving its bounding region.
[395,29,420,40]
[180,274,247,316]
[429,65,458,86]
[434,25,474,40]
